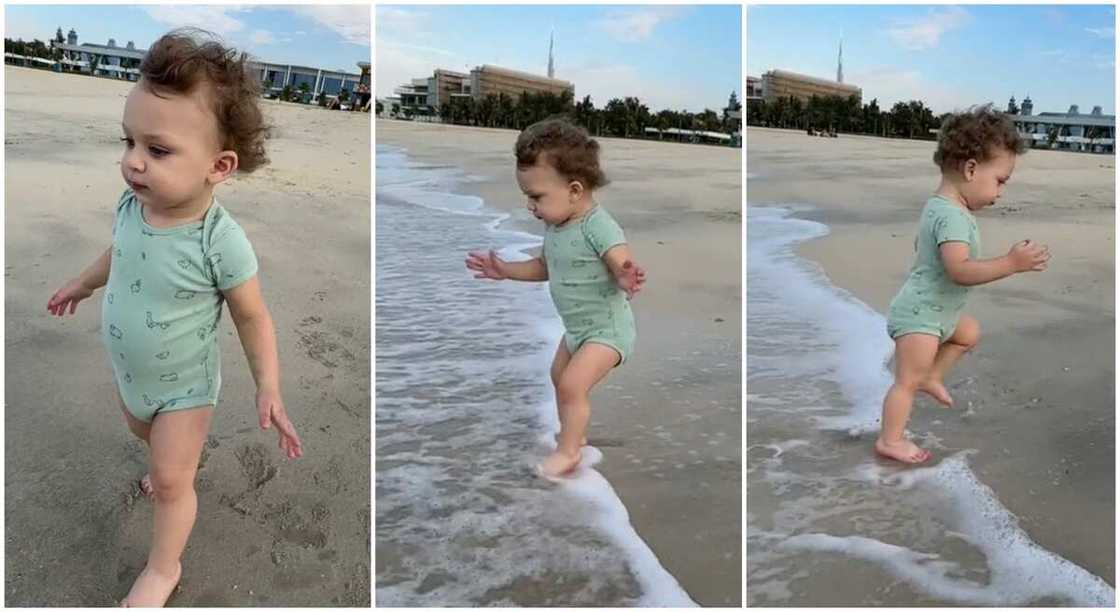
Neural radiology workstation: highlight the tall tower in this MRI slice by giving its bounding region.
[837,38,844,83]
[547,30,555,79]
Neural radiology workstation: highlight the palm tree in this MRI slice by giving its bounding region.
[298,82,310,104]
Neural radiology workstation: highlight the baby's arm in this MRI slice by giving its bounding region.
[940,239,1050,286]
[466,250,548,282]
[602,244,647,299]
[224,277,303,459]
[47,247,112,316]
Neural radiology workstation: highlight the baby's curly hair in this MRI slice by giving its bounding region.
[140,28,269,173]
[515,117,608,191]
[933,104,1026,172]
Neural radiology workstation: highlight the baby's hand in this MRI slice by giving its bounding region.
[47,278,93,317]
[465,249,508,280]
[257,388,303,459]
[1008,239,1050,272]
[616,260,647,299]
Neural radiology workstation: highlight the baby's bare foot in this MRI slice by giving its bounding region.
[121,561,181,607]
[138,474,154,498]
[875,438,932,464]
[538,449,582,479]
[918,379,953,407]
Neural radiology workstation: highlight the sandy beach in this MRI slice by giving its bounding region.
[376,119,742,606]
[746,126,1114,604]
[4,66,370,606]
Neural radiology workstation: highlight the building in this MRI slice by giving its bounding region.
[1008,95,1115,154]
[745,76,763,103]
[761,69,861,104]
[255,61,362,103]
[55,29,144,80]
[51,29,363,104]
[391,64,574,117]
[469,64,573,101]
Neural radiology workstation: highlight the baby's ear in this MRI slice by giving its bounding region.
[568,179,586,199]
[208,150,240,185]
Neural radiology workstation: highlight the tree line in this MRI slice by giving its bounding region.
[379,90,743,141]
[747,94,942,140]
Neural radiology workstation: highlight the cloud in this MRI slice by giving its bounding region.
[887,7,969,51]
[294,5,370,46]
[143,6,248,37]
[1084,27,1114,39]
[375,39,457,99]
[593,7,682,43]
[250,29,274,45]
[849,66,970,114]
[376,7,430,38]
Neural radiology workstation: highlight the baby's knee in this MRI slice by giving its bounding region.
[956,317,981,348]
[893,376,923,393]
[555,380,589,405]
[149,469,195,502]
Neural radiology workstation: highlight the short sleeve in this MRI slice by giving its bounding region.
[112,189,135,238]
[931,207,972,247]
[207,224,258,291]
[582,209,626,258]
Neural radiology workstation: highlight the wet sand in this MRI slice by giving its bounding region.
[377,119,742,606]
[747,126,1114,601]
[5,66,371,606]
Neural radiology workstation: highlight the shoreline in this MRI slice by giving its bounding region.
[747,126,1115,590]
[377,119,742,606]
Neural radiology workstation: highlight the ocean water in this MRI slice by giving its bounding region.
[745,205,1115,606]
[374,146,693,607]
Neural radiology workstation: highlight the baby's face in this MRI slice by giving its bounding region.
[120,83,224,210]
[515,158,580,225]
[961,148,1016,210]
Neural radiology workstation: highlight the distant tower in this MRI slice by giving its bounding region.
[836,38,843,83]
[547,30,555,79]
[67,28,77,45]
[1008,95,1017,114]
[1022,95,1033,116]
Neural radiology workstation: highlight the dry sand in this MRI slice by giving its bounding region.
[747,127,1114,591]
[376,119,742,606]
[4,66,370,606]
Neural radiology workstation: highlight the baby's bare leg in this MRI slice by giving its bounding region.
[550,339,586,447]
[118,395,155,496]
[122,407,212,607]
[876,333,939,464]
[921,315,981,406]
[540,343,618,477]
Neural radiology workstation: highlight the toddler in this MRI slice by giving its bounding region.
[466,118,646,478]
[877,104,1050,464]
[46,30,302,605]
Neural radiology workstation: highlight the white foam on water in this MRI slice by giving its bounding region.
[748,205,1115,606]
[377,145,694,606]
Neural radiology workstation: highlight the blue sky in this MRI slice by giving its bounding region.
[747,4,1115,115]
[377,5,742,113]
[5,5,369,73]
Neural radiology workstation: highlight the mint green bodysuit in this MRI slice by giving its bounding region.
[887,195,980,342]
[543,205,636,364]
[101,189,258,422]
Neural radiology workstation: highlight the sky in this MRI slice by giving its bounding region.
[5,5,370,74]
[747,4,1115,115]
[377,5,742,113]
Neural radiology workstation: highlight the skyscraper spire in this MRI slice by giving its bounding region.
[837,37,844,83]
[547,30,555,79]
